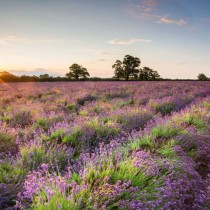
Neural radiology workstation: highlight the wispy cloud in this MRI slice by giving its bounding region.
[158,16,186,26]
[126,0,187,27]
[109,38,152,45]
[83,49,124,55]
[0,35,65,46]
[126,0,160,20]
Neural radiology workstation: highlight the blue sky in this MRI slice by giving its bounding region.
[0,0,210,79]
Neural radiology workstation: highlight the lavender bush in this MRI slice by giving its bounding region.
[0,81,209,209]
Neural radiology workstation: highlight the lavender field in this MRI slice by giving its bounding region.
[0,81,210,209]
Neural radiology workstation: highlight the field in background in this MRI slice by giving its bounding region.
[0,81,210,209]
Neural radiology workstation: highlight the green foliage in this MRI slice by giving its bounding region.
[71,172,81,183]
[20,142,69,171]
[109,161,148,186]
[35,118,49,131]
[202,101,210,108]
[113,55,141,80]
[102,117,109,124]
[66,63,90,80]
[183,114,206,130]
[151,125,180,139]
[31,193,77,210]
[91,106,102,114]
[116,99,134,108]
[85,118,120,139]
[79,110,88,116]
[158,139,177,158]
[20,144,46,170]
[0,132,16,154]
[139,67,160,81]
[129,136,154,151]
[197,73,209,81]
[48,130,65,142]
[0,160,24,184]
[155,103,176,115]
[67,103,76,111]
[0,71,19,82]
[62,127,83,145]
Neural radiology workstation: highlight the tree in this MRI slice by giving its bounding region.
[66,64,90,80]
[39,74,50,79]
[113,55,141,80]
[112,60,124,79]
[198,73,208,81]
[139,67,160,81]
[0,71,19,82]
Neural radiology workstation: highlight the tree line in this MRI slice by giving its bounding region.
[0,55,209,82]
[66,55,160,81]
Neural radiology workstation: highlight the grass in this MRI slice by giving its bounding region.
[35,118,49,131]
[0,132,16,154]
[45,130,65,142]
[183,114,206,130]
[0,160,24,184]
[62,127,83,145]
[151,125,180,139]
[20,144,46,170]
[129,136,154,151]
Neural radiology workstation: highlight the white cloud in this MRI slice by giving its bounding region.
[126,0,187,27]
[0,35,64,46]
[109,38,152,45]
[158,17,186,26]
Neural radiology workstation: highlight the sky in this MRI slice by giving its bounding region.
[0,0,210,79]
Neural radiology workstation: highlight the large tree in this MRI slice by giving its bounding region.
[113,55,141,80]
[198,73,209,81]
[112,60,124,79]
[139,67,160,81]
[66,64,90,80]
